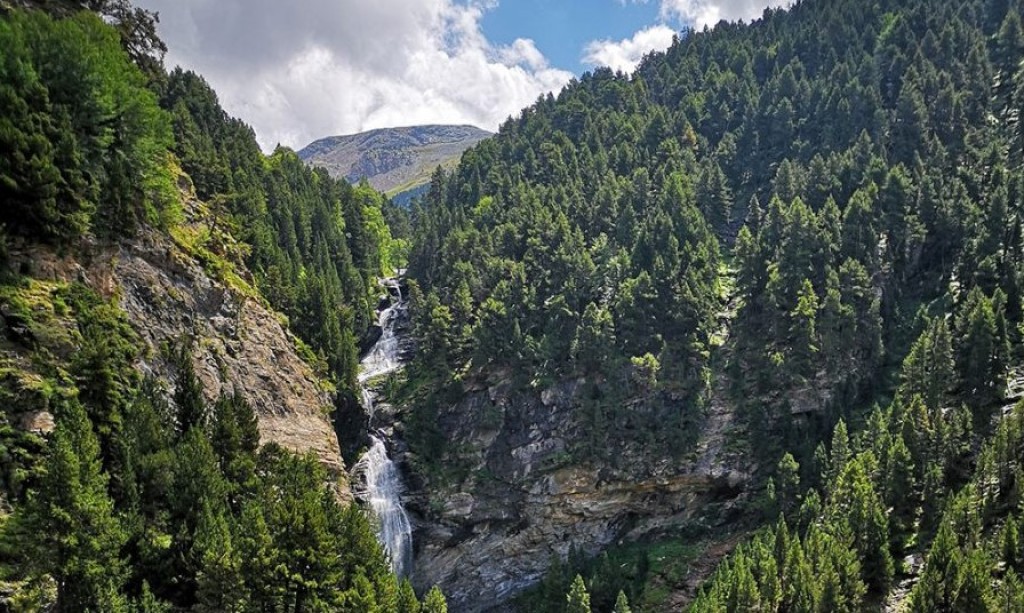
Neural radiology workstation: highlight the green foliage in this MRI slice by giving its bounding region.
[0,4,426,611]
[516,538,692,612]
[691,518,867,612]
[0,251,423,610]
[0,10,175,241]
[0,336,430,610]
[396,0,1024,605]
[4,398,128,611]
[629,353,661,393]
[775,452,800,516]
[955,287,1009,414]
[566,575,592,613]
[827,455,893,593]
[612,590,632,613]
[398,580,421,613]
[900,316,955,411]
[160,68,401,394]
[171,344,206,436]
[422,585,448,613]
[406,76,722,462]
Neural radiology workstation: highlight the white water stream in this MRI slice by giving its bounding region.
[355,435,413,577]
[354,279,413,577]
[359,280,404,384]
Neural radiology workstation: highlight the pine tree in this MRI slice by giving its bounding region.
[422,586,448,613]
[828,419,852,484]
[235,500,278,610]
[909,519,959,611]
[172,344,207,436]
[788,278,819,374]
[957,288,1006,412]
[397,580,421,613]
[725,553,761,610]
[193,500,245,611]
[996,571,1024,611]
[1003,516,1021,572]
[12,399,128,611]
[566,574,592,613]
[777,452,801,516]
[612,590,632,613]
[167,428,228,605]
[697,158,733,233]
[952,548,994,611]
[882,433,915,551]
[341,571,379,613]
[828,455,893,594]
[210,392,259,499]
[571,302,616,372]
[840,185,880,272]
[900,317,955,411]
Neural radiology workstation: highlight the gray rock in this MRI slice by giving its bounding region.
[406,375,752,611]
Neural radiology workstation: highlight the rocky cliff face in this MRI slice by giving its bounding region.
[402,372,752,611]
[6,212,347,493]
[115,231,347,483]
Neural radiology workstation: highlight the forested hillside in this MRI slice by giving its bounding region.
[0,3,441,611]
[6,0,1024,609]
[398,0,1024,608]
[162,67,410,395]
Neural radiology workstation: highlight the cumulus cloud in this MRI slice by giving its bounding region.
[587,0,789,73]
[659,0,791,29]
[582,25,677,73]
[136,0,573,151]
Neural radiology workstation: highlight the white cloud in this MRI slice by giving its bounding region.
[499,38,550,72]
[658,0,790,29]
[137,0,573,151]
[583,0,790,74]
[582,25,677,73]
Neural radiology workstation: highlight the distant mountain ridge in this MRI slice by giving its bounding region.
[298,125,492,203]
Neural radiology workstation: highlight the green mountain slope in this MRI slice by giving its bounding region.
[299,125,492,204]
[396,0,1024,609]
[0,4,442,611]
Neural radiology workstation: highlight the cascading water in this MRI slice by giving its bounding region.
[355,278,413,577]
[359,280,405,384]
[355,435,413,577]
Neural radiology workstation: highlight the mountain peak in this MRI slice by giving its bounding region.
[298,125,492,201]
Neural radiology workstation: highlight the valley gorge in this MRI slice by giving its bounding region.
[354,278,415,579]
[5,0,1024,610]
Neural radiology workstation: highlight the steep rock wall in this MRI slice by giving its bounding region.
[404,375,751,611]
[8,228,348,492]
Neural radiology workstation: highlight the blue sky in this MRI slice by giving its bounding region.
[482,0,663,72]
[138,0,787,150]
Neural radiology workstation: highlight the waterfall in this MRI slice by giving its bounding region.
[359,292,405,384]
[356,278,413,577]
[354,435,413,577]
[361,387,376,422]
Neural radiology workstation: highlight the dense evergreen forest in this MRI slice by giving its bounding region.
[6,0,1024,608]
[401,0,1024,609]
[0,2,439,611]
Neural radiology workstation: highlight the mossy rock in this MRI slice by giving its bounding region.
[0,279,79,357]
[0,360,73,417]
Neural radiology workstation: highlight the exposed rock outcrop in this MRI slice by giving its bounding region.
[117,231,346,482]
[404,374,752,611]
[7,226,348,493]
